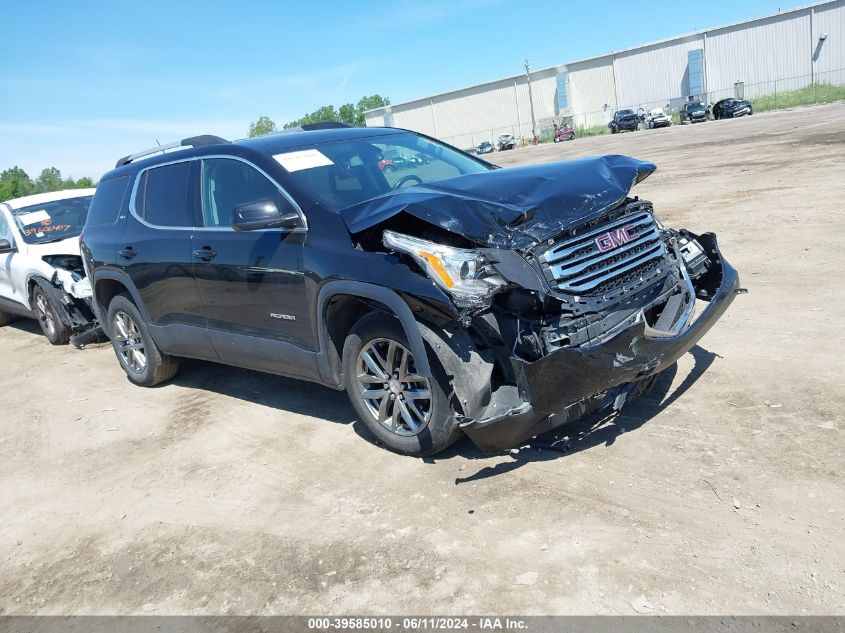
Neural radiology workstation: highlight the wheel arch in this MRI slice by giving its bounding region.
[316,281,432,387]
[91,270,151,325]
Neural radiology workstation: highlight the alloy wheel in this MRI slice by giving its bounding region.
[356,338,431,436]
[113,311,146,374]
[35,292,55,336]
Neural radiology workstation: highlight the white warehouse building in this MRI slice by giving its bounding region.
[364,0,844,149]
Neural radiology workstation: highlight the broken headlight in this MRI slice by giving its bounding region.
[383,231,505,308]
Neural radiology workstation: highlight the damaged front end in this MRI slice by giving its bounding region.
[41,255,102,348]
[349,155,742,452]
[458,226,740,452]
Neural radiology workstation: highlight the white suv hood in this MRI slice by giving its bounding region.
[25,236,82,258]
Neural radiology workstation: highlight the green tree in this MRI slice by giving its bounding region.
[0,166,33,202]
[357,94,390,115]
[284,105,340,130]
[338,103,358,126]
[280,94,391,130]
[34,167,63,193]
[74,176,95,188]
[248,115,278,138]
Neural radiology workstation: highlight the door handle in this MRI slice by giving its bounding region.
[193,247,217,261]
[119,246,137,260]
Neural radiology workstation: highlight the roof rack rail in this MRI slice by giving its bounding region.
[279,121,352,134]
[115,134,230,168]
[301,121,351,131]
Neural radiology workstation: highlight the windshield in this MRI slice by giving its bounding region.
[279,132,491,211]
[688,102,703,108]
[11,195,93,245]
[617,110,634,117]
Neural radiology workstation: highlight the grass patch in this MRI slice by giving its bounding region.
[575,124,609,139]
[751,83,845,113]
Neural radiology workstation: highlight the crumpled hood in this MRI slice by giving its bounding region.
[343,154,656,249]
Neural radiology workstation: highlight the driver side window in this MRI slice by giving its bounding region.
[0,212,14,244]
[200,158,294,228]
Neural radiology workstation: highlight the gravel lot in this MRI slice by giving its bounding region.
[1,103,843,615]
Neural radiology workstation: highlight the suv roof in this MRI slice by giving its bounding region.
[106,126,408,179]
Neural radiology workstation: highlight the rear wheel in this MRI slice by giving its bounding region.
[107,293,179,386]
[32,282,70,345]
[342,313,461,456]
[0,310,14,326]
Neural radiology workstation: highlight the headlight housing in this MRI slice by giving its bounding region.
[383,231,506,308]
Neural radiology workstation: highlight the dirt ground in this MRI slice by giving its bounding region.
[1,103,843,616]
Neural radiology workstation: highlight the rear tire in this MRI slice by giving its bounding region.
[342,312,461,456]
[107,293,179,386]
[0,310,14,326]
[32,281,71,345]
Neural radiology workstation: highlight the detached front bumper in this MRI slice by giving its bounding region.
[460,233,741,452]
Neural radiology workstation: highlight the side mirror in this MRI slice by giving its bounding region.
[231,199,301,232]
[0,238,15,254]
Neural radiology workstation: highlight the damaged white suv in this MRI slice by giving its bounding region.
[0,189,97,345]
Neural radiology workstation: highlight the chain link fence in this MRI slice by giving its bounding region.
[439,69,845,151]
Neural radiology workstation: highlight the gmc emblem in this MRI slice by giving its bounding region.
[595,225,637,253]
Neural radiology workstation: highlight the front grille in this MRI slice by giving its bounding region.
[540,211,666,296]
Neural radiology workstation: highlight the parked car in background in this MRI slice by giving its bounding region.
[382,149,416,171]
[680,101,709,124]
[377,157,396,172]
[553,125,575,142]
[496,134,517,150]
[81,125,739,456]
[475,141,495,154]
[0,189,98,345]
[608,110,640,133]
[712,98,753,119]
[645,108,672,129]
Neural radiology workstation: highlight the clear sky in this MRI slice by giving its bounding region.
[1,0,800,180]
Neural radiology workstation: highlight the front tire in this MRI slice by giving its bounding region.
[342,313,461,456]
[107,293,179,386]
[32,281,70,345]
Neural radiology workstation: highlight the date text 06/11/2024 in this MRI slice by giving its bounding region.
[306,617,529,631]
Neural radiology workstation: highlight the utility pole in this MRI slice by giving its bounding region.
[524,59,537,144]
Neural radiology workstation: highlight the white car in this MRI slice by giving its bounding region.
[645,108,672,129]
[0,188,98,345]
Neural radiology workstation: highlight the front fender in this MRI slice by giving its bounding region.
[315,280,436,386]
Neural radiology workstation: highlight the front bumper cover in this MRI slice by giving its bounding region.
[460,233,740,452]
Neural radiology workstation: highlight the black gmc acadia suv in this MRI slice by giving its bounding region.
[81,123,741,456]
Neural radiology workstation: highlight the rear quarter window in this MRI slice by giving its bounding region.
[135,162,193,227]
[86,176,129,226]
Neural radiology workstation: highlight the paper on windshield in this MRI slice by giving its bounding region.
[17,210,51,225]
[273,149,334,172]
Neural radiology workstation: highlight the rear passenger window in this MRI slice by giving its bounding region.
[136,162,192,227]
[86,176,129,226]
